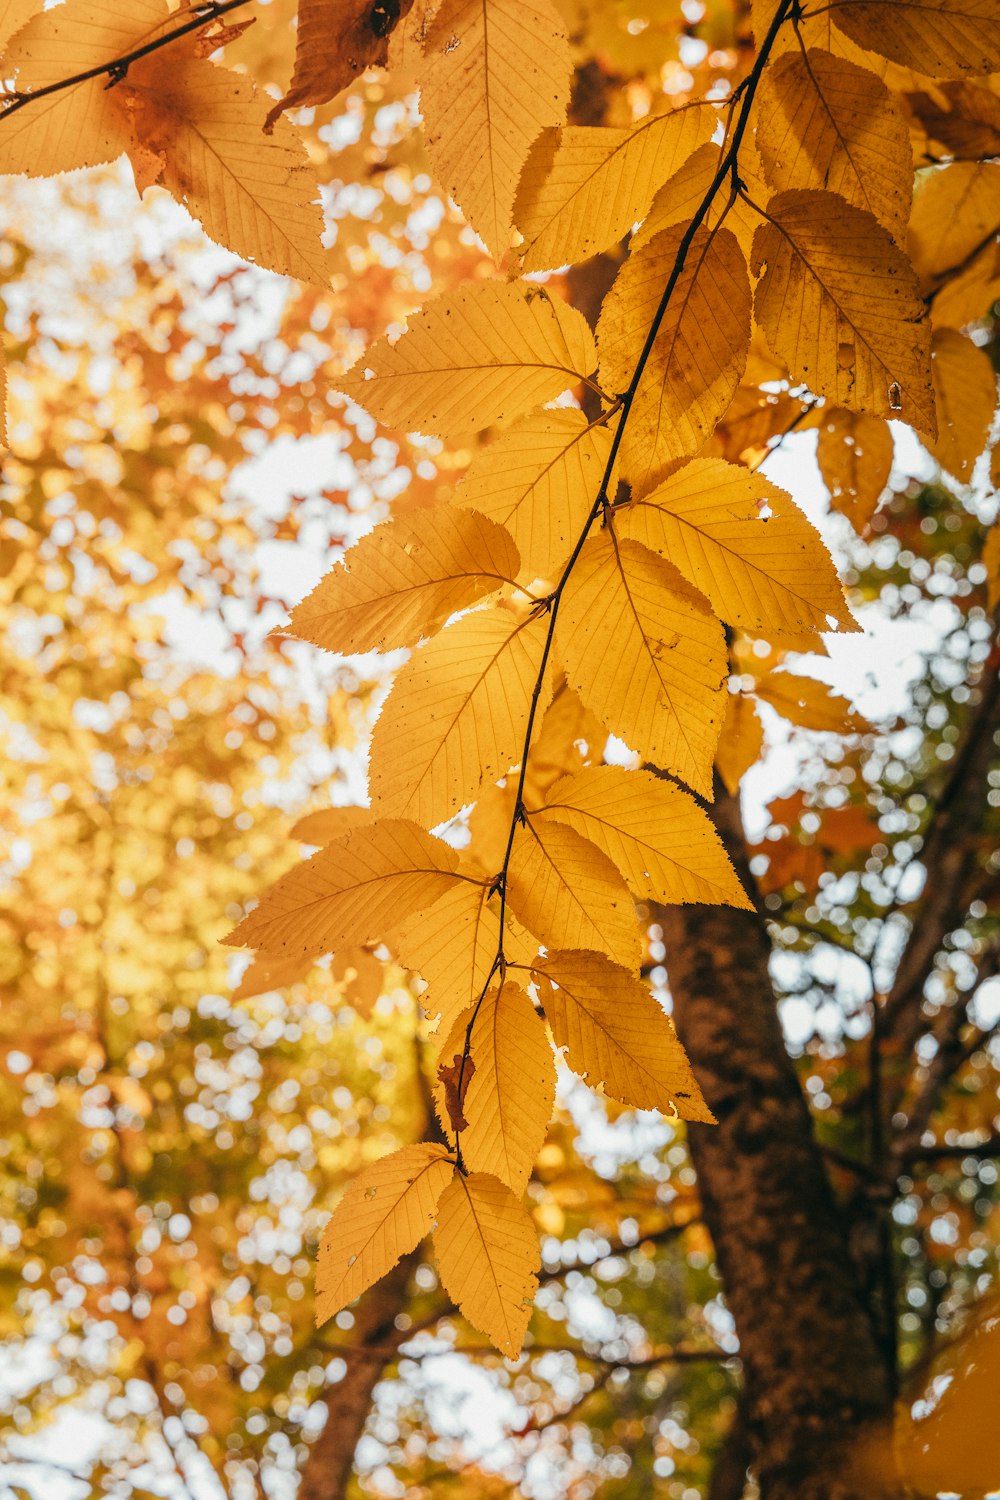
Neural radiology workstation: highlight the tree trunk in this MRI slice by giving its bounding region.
[298,1250,417,1500]
[659,784,896,1499]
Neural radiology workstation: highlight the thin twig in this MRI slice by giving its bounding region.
[0,0,253,120]
[452,0,799,1167]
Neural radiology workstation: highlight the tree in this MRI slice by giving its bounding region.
[1,1,999,1497]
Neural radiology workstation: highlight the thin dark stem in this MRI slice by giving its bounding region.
[452,0,798,1168]
[0,0,253,119]
[904,1131,1000,1166]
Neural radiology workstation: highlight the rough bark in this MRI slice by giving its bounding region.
[298,1250,417,1500]
[880,632,1000,1057]
[707,1401,752,1500]
[659,784,895,1500]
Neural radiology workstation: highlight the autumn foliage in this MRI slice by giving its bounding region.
[2,0,1000,1494]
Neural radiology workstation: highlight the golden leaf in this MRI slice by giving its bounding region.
[598,224,752,494]
[0,0,44,53]
[619,457,857,641]
[908,80,1000,161]
[756,671,870,735]
[515,104,715,272]
[124,53,332,286]
[331,948,386,1019]
[419,0,572,261]
[534,951,713,1121]
[0,0,166,177]
[315,1142,453,1324]
[816,409,894,531]
[461,982,555,1192]
[519,683,608,802]
[752,188,935,434]
[909,163,1000,304]
[555,531,727,799]
[338,282,597,437]
[224,819,468,957]
[387,879,536,1036]
[931,244,1000,332]
[265,0,416,123]
[830,0,1000,78]
[232,950,314,1001]
[715,693,765,796]
[369,607,552,829]
[506,815,641,970]
[757,49,912,242]
[287,508,520,655]
[433,1170,539,1357]
[290,805,373,845]
[926,328,997,482]
[533,765,751,909]
[635,135,770,259]
[455,410,614,579]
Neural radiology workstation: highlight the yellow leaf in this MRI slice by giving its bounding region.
[752,188,935,434]
[338,282,597,438]
[287,508,520,655]
[757,49,912,242]
[433,1170,539,1357]
[316,1142,453,1325]
[369,606,552,828]
[619,457,857,640]
[555,531,727,799]
[715,693,764,796]
[455,410,614,579]
[388,879,523,1035]
[909,163,1000,303]
[264,0,416,122]
[534,950,713,1121]
[514,104,715,273]
[598,225,752,495]
[124,53,332,287]
[460,982,555,1192]
[908,81,1000,162]
[756,671,870,734]
[507,815,641,969]
[0,0,166,177]
[0,0,42,53]
[926,328,997,482]
[519,683,608,802]
[533,765,751,909]
[635,135,770,259]
[232,950,315,1001]
[830,0,1000,78]
[983,520,1000,611]
[224,819,468,956]
[290,805,373,845]
[330,948,385,1019]
[931,243,1000,332]
[419,0,572,262]
[466,783,521,874]
[816,409,894,531]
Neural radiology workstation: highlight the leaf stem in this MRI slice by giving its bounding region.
[451,0,798,1166]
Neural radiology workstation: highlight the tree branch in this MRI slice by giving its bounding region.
[879,632,1000,1046]
[904,1131,1000,1165]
